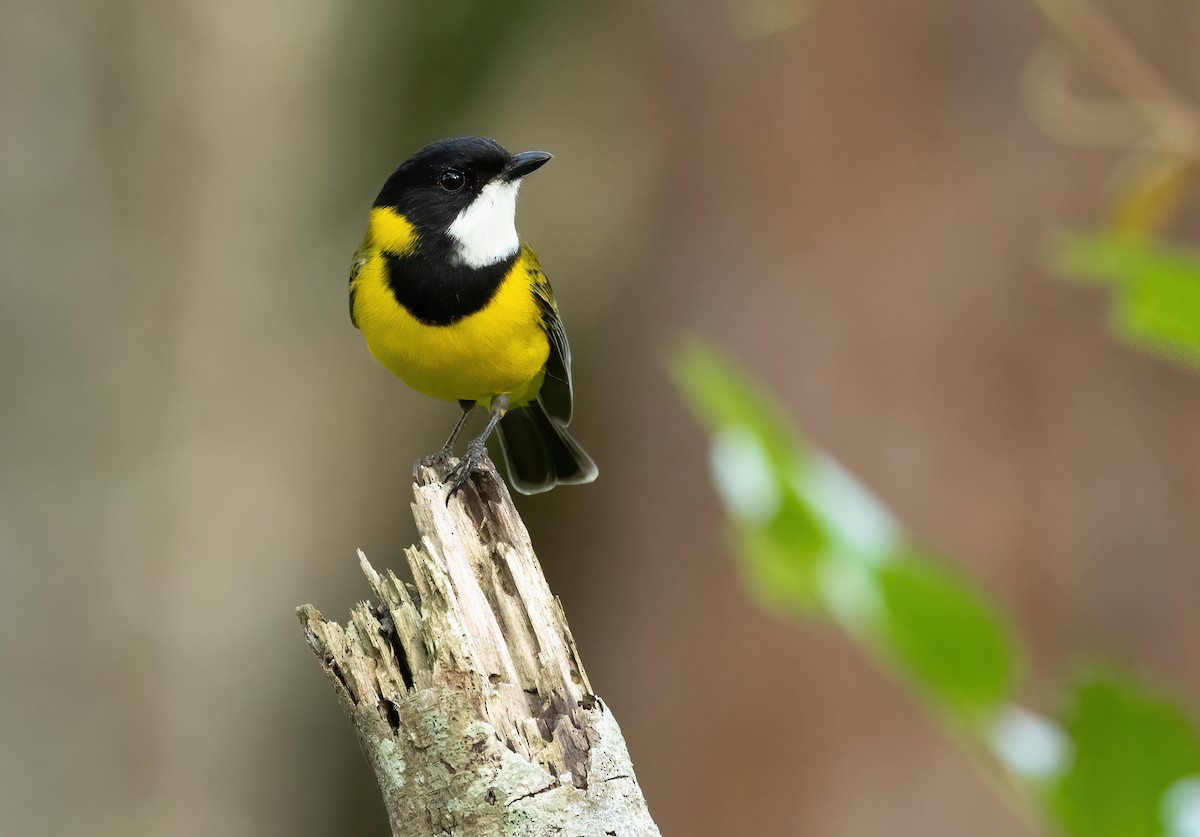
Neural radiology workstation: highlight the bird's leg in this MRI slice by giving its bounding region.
[446,394,508,498]
[413,400,476,479]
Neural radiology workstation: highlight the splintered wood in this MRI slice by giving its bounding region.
[297,461,660,837]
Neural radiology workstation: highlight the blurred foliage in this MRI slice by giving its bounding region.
[380,0,554,134]
[672,341,1200,836]
[343,0,559,191]
[1107,151,1197,241]
[673,342,1016,721]
[1055,234,1200,369]
[1051,672,1200,837]
[1026,0,1200,377]
[876,558,1014,720]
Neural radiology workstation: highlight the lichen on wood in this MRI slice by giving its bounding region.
[297,461,660,836]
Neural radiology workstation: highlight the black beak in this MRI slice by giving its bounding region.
[502,150,553,181]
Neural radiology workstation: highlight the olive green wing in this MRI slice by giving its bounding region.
[528,256,574,424]
[348,242,368,329]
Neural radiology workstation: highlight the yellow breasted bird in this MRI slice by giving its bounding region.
[349,136,598,495]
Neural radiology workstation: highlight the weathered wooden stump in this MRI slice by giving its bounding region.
[297,461,660,837]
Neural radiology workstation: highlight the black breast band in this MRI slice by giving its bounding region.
[384,251,516,326]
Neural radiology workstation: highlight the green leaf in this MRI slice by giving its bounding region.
[732,491,829,611]
[874,556,1017,719]
[1050,671,1200,837]
[1114,266,1200,367]
[670,339,804,475]
[1054,234,1200,367]
[672,342,829,609]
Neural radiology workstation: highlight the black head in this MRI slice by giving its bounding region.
[373,136,552,240]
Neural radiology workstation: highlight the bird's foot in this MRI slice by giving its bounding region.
[445,438,489,501]
[413,447,453,482]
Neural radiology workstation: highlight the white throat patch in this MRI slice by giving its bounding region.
[447,179,522,268]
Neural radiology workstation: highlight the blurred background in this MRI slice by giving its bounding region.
[3,0,1200,834]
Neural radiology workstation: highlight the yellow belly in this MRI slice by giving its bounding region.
[352,252,550,406]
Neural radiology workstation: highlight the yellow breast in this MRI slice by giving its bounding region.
[352,248,550,406]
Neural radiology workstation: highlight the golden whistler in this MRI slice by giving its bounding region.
[349,137,598,495]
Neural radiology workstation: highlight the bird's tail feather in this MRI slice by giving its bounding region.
[496,401,598,495]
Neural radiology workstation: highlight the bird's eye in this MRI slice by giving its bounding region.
[439,169,466,191]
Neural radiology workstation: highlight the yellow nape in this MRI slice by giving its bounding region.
[368,206,418,255]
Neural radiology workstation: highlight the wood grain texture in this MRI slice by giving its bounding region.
[298,461,660,836]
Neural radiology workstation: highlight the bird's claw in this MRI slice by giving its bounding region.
[413,448,453,482]
[445,439,489,502]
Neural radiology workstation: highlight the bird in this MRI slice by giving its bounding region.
[348,136,598,496]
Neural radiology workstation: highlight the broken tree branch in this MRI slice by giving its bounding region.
[297,461,660,837]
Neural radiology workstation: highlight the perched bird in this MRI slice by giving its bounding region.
[349,136,598,495]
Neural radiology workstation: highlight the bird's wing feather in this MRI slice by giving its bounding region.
[348,242,369,329]
[527,252,573,423]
